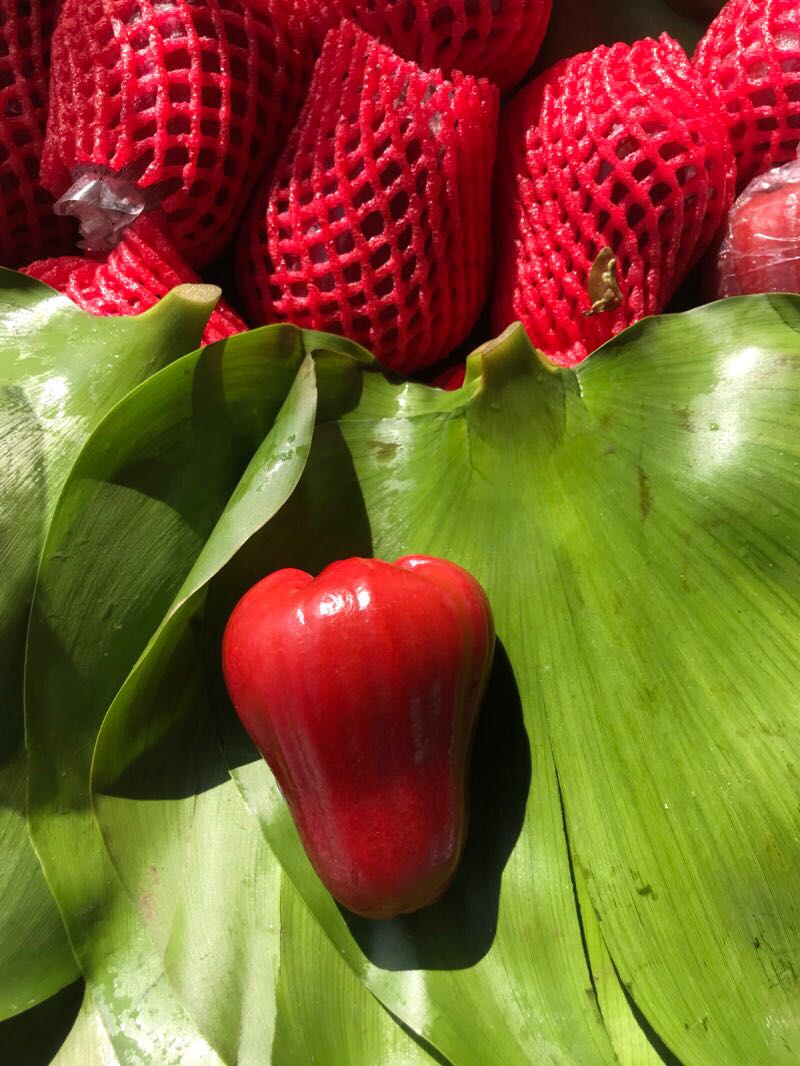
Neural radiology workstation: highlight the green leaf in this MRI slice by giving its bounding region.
[29,316,435,1063]
[539,298,800,1063]
[212,299,800,1063]
[575,862,672,1064]
[27,323,426,1064]
[273,876,439,1066]
[209,338,618,1066]
[0,272,219,1019]
[52,990,119,1066]
[93,608,435,1065]
[20,291,800,1062]
[25,325,312,1061]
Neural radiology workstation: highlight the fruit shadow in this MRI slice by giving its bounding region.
[0,977,84,1065]
[340,639,531,972]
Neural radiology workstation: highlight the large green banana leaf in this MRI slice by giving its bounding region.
[4,279,800,1062]
[24,327,310,1062]
[0,272,220,1019]
[191,300,799,1064]
[24,323,433,1063]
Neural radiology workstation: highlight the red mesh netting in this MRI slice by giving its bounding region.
[492,35,735,367]
[292,0,552,93]
[694,0,800,190]
[238,22,498,374]
[21,213,246,344]
[0,0,75,267]
[41,0,313,268]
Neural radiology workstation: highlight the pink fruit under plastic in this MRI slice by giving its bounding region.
[717,152,800,297]
[493,35,735,367]
[239,22,498,375]
[22,213,246,344]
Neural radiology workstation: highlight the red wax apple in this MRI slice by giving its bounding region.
[222,556,495,919]
[717,164,800,297]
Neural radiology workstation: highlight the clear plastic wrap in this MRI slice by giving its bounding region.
[53,163,155,254]
[717,152,800,298]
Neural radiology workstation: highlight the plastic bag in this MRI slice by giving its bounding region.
[717,152,800,297]
[52,162,157,254]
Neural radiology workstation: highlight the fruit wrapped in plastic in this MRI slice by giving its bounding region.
[717,151,800,296]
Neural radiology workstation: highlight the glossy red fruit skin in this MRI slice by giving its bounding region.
[222,556,495,920]
[429,361,467,391]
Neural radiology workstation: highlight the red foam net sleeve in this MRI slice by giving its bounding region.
[0,0,75,267]
[492,35,735,367]
[22,213,246,344]
[238,21,499,374]
[41,0,313,267]
[293,0,552,93]
[694,0,800,191]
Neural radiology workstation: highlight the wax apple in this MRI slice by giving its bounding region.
[222,556,495,919]
[717,161,800,297]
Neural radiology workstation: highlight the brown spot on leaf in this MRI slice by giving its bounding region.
[373,440,398,461]
[638,467,653,520]
[672,403,695,432]
[139,892,156,921]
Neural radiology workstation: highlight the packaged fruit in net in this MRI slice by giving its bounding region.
[238,21,499,375]
[293,0,553,94]
[40,0,312,268]
[492,35,735,367]
[717,150,800,296]
[694,0,800,191]
[0,0,75,267]
[21,213,246,344]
